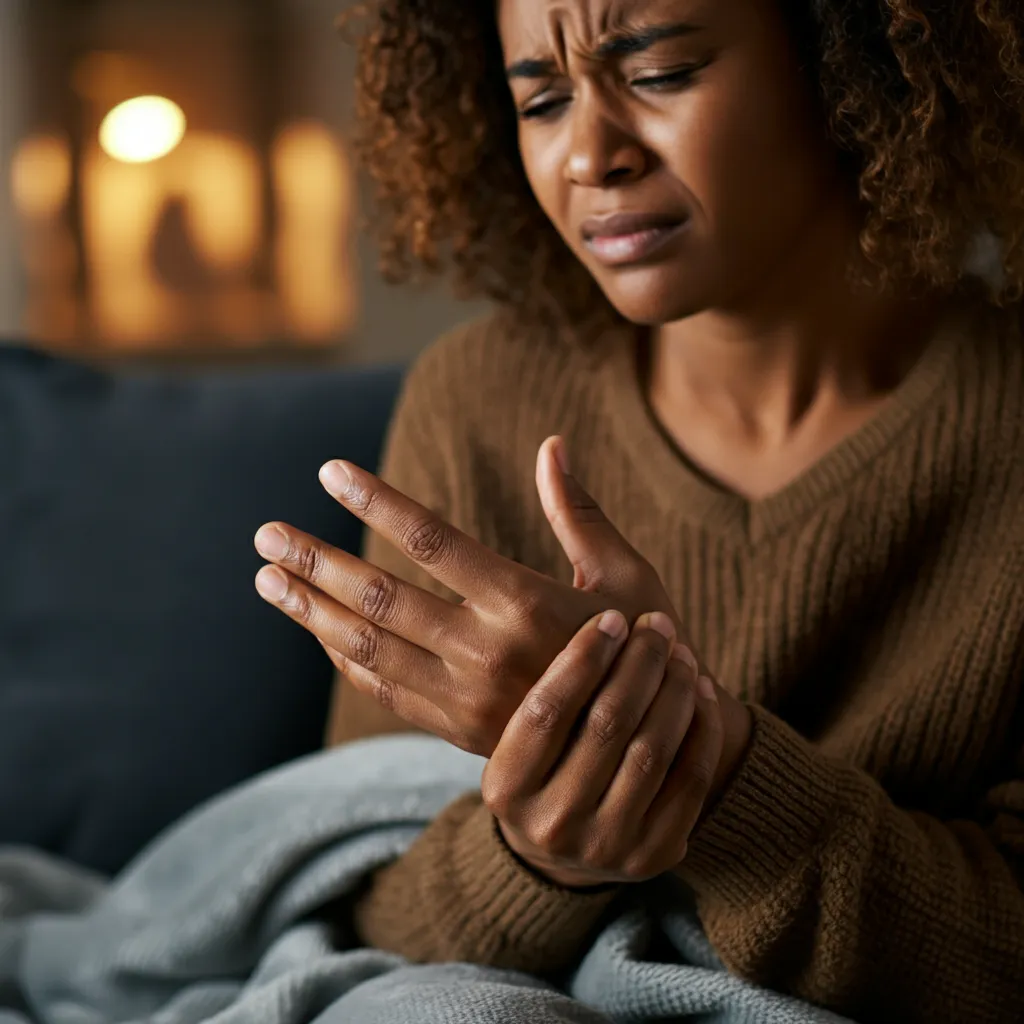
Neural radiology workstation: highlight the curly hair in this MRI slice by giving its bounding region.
[342,0,1024,329]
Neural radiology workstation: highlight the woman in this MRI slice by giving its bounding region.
[252,0,1024,1020]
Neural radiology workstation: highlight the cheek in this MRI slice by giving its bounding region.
[660,66,837,262]
[519,130,576,244]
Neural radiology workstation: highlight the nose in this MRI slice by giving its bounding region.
[565,90,646,188]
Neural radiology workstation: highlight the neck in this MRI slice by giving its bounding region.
[652,206,943,445]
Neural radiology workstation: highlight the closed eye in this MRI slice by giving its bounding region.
[631,64,704,91]
[519,61,707,121]
[519,95,570,121]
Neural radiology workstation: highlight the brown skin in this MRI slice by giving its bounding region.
[348,0,1024,326]
[502,0,942,499]
[255,0,1024,888]
[484,611,724,887]
[502,0,847,327]
[253,439,747,888]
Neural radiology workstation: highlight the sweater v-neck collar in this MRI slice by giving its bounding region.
[596,303,974,544]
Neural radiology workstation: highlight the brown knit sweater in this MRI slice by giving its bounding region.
[327,305,1024,1023]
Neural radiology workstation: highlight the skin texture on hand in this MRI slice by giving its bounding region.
[484,609,726,888]
[253,438,753,879]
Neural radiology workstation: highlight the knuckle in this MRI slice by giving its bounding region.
[294,542,323,582]
[629,736,675,778]
[585,693,635,747]
[622,849,659,882]
[480,772,515,818]
[527,813,573,855]
[345,480,374,514]
[369,675,396,713]
[357,572,399,623]
[401,516,450,564]
[471,644,506,683]
[347,621,384,672]
[512,585,546,626]
[282,584,312,623]
[634,632,670,669]
[520,692,563,733]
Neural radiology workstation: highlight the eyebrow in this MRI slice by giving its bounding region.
[505,22,703,80]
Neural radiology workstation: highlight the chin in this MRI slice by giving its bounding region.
[595,265,715,326]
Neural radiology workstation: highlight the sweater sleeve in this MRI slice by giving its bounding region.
[674,704,1024,1023]
[354,792,618,976]
[357,709,1024,1021]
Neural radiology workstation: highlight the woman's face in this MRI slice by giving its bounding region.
[498,0,851,325]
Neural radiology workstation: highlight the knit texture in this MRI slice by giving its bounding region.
[329,305,1024,1023]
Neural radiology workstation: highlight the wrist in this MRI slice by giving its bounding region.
[497,819,617,892]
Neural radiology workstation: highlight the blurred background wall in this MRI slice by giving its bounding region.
[0,0,486,366]
[0,0,28,339]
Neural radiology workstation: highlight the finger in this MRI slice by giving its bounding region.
[319,639,461,745]
[547,612,676,811]
[318,461,522,605]
[644,674,725,867]
[535,436,642,591]
[255,564,455,704]
[254,522,462,654]
[483,610,629,807]
[599,642,699,821]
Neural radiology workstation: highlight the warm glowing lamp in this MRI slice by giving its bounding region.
[99,96,186,164]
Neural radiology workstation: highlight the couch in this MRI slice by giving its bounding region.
[0,343,404,875]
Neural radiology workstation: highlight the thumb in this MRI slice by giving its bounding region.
[536,436,637,591]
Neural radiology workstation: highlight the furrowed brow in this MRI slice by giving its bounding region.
[596,22,702,59]
[506,57,559,80]
[506,21,703,80]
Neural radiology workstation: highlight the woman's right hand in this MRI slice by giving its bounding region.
[483,610,724,889]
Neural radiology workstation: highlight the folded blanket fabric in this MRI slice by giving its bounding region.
[0,737,853,1024]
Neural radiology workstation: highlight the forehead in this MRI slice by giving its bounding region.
[496,0,718,55]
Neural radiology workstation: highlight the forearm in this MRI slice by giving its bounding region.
[677,706,1024,1023]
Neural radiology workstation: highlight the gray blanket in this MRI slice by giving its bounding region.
[0,736,852,1024]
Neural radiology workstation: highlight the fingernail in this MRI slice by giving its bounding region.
[320,461,354,499]
[644,612,675,641]
[254,525,289,561]
[554,440,571,475]
[255,565,289,602]
[672,643,699,673]
[597,610,627,640]
[697,676,718,702]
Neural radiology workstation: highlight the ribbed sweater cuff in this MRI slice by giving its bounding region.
[447,798,618,964]
[678,705,843,905]
[355,793,617,975]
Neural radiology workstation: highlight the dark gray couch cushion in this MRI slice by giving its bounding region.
[0,345,403,874]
